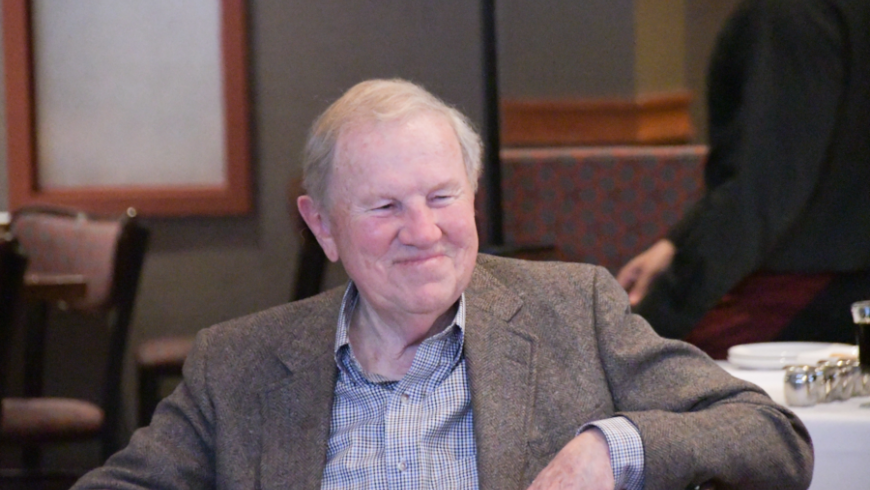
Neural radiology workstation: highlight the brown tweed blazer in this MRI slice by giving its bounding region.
[74,255,812,490]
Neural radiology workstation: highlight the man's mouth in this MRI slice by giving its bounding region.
[394,252,446,265]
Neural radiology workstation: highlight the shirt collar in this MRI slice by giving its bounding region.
[333,281,466,373]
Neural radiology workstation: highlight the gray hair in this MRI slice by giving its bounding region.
[301,78,483,207]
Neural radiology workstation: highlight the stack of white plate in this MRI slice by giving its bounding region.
[726,341,857,369]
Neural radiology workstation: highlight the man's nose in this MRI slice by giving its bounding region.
[398,204,442,246]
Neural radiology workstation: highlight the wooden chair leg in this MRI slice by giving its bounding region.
[292,228,327,301]
[21,446,40,472]
[20,301,47,472]
[137,368,161,427]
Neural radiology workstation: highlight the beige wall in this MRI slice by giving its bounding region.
[634,0,686,94]
[497,0,637,98]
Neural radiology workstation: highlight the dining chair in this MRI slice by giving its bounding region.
[135,179,327,427]
[0,236,28,414]
[0,205,149,481]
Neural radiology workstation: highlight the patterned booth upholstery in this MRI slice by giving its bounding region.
[494,145,707,273]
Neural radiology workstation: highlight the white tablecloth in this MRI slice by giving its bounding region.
[718,361,870,490]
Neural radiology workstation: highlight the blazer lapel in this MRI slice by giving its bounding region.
[259,298,341,490]
[464,268,537,490]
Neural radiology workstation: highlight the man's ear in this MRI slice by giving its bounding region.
[297,195,340,262]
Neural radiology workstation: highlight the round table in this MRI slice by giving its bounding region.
[719,361,870,490]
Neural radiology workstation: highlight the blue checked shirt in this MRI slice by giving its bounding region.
[321,283,644,490]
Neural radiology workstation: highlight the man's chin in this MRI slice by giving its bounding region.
[397,284,461,312]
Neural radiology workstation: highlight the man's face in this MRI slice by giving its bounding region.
[306,112,478,319]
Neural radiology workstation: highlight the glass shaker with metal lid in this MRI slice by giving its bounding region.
[784,365,819,407]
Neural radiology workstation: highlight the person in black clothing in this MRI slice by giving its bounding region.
[617,0,870,359]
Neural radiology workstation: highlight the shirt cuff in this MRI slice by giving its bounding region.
[579,416,644,490]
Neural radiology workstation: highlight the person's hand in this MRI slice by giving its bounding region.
[616,239,676,306]
[526,428,614,490]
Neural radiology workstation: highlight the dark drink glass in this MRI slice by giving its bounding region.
[852,300,870,374]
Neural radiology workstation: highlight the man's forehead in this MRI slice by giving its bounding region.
[334,118,454,177]
[338,111,453,148]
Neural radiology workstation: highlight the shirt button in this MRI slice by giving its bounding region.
[401,393,410,403]
[397,460,407,472]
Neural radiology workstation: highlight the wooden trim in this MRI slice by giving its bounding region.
[500,91,694,146]
[2,0,252,217]
[3,0,35,211]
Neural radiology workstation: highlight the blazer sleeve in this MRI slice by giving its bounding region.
[71,331,217,490]
[589,266,813,490]
[637,0,847,338]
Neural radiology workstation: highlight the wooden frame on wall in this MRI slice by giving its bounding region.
[2,0,251,216]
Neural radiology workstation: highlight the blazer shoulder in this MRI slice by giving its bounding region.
[475,254,607,290]
[201,286,343,345]
[185,286,344,389]
[473,254,624,311]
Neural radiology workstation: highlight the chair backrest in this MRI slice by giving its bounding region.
[9,205,149,454]
[288,178,327,301]
[0,236,28,407]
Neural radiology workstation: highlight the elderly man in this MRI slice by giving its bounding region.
[72,79,812,490]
